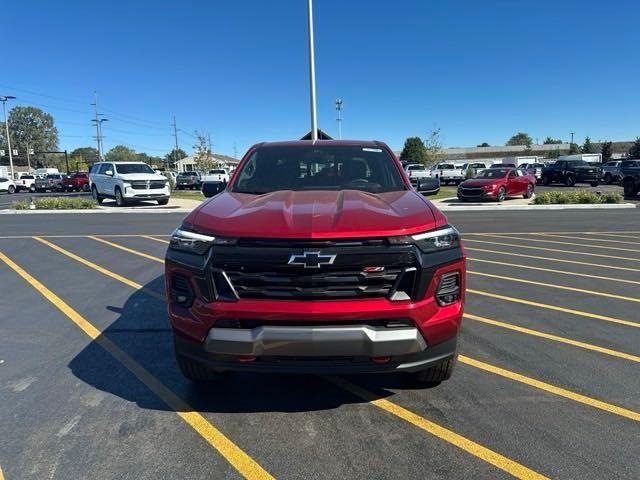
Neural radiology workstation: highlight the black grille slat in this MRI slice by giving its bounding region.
[211,238,417,300]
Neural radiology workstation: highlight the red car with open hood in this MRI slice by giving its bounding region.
[165,140,466,386]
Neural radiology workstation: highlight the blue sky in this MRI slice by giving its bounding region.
[4,0,639,157]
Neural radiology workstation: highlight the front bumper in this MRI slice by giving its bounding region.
[175,332,457,374]
[123,186,170,199]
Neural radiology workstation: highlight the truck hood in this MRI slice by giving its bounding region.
[189,190,441,239]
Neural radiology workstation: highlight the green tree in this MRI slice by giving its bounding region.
[600,141,613,162]
[165,147,187,168]
[0,106,59,156]
[581,136,596,154]
[399,137,427,164]
[543,137,563,144]
[628,138,640,159]
[105,145,138,162]
[424,127,444,166]
[193,131,215,171]
[506,132,533,147]
[568,143,580,154]
[477,142,490,147]
[69,146,99,172]
[547,147,561,159]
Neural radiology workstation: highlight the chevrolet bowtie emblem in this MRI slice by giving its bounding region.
[287,251,337,269]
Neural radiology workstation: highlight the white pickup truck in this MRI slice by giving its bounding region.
[404,163,432,185]
[431,163,467,185]
[15,173,37,192]
[201,168,230,183]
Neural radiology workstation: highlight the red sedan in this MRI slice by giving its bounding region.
[457,167,535,202]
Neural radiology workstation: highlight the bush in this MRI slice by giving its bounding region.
[12,197,98,210]
[533,190,623,205]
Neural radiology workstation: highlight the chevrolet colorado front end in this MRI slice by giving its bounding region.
[165,141,465,385]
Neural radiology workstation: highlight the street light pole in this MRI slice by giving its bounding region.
[335,98,343,140]
[172,116,180,171]
[570,132,575,145]
[91,92,102,158]
[306,0,318,141]
[1,95,16,179]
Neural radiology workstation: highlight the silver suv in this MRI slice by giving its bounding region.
[89,162,170,206]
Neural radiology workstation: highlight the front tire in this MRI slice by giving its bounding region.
[176,355,221,383]
[410,357,457,387]
[29,185,36,193]
[542,175,551,186]
[8,185,15,194]
[565,175,575,187]
[590,181,599,187]
[82,183,90,192]
[496,186,506,202]
[523,183,534,199]
[114,187,126,207]
[157,199,169,205]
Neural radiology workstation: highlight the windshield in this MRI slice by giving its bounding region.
[233,145,406,194]
[438,164,455,169]
[475,169,509,179]
[114,163,155,174]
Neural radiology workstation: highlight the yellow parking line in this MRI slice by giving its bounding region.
[0,251,273,480]
[326,376,548,480]
[468,257,640,285]
[468,288,640,328]
[464,231,640,236]
[465,247,640,273]
[537,233,640,245]
[463,238,640,263]
[474,234,640,253]
[33,237,165,301]
[457,356,640,422]
[584,232,640,240]
[464,313,640,363]
[142,235,170,244]
[468,270,640,304]
[88,236,164,263]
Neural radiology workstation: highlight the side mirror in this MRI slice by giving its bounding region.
[105,170,114,176]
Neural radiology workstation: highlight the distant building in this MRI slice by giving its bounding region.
[175,153,240,172]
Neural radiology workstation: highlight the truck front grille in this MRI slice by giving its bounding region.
[210,239,418,301]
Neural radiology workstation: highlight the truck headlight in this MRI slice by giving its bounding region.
[169,228,236,254]
[411,226,460,252]
[389,226,460,253]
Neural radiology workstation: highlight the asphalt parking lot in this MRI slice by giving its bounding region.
[1,210,639,479]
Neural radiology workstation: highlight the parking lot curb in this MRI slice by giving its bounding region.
[0,208,195,214]
[435,199,637,211]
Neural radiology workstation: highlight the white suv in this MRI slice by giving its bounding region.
[89,162,170,206]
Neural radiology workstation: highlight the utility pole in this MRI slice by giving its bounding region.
[335,98,343,140]
[1,95,16,179]
[172,115,180,171]
[91,92,102,158]
[306,0,318,141]
[570,132,575,145]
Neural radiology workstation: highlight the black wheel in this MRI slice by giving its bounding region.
[409,357,457,387]
[590,182,599,187]
[623,179,637,198]
[176,355,221,382]
[542,175,551,186]
[91,185,104,204]
[523,183,534,199]
[29,185,36,193]
[604,173,612,185]
[496,186,506,202]
[114,187,126,207]
[564,175,575,187]
[82,183,90,192]
[157,199,169,205]
[8,185,15,194]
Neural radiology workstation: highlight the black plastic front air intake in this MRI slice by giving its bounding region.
[171,273,194,306]
[435,272,460,306]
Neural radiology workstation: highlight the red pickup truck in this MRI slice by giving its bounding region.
[62,173,90,192]
[165,140,465,386]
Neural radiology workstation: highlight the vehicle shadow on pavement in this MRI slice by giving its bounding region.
[68,275,421,414]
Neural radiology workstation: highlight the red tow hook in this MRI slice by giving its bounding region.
[371,356,391,364]
[238,355,257,363]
